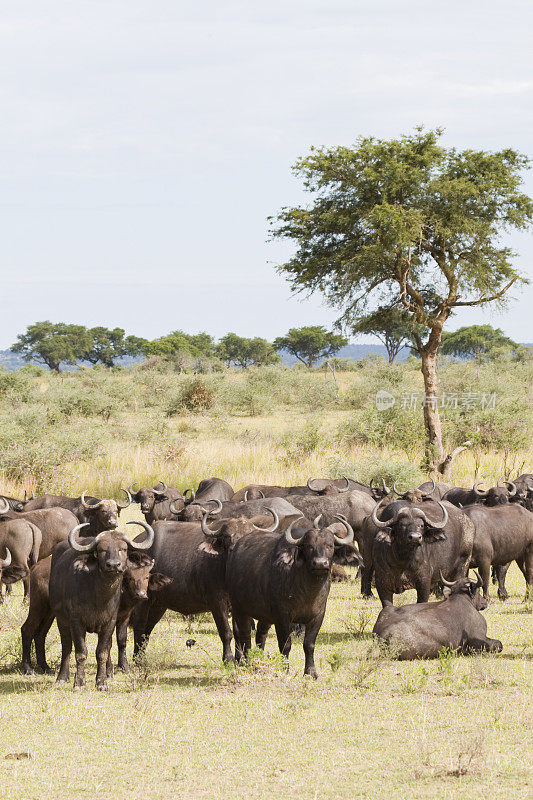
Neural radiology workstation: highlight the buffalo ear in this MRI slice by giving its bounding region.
[443,586,452,598]
[198,540,220,556]
[277,550,295,566]
[73,556,95,573]
[127,553,154,569]
[148,573,172,591]
[375,529,392,544]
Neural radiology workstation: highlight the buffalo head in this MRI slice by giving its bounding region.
[371,498,448,549]
[126,482,171,514]
[441,572,486,610]
[283,513,355,574]
[80,490,131,530]
[68,520,154,575]
[484,478,517,507]
[307,476,350,496]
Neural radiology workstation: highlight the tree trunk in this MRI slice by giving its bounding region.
[419,331,443,472]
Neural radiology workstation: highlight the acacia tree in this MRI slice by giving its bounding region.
[270,128,532,473]
[274,326,347,367]
[12,321,90,372]
[216,333,280,368]
[351,307,421,363]
[440,325,519,363]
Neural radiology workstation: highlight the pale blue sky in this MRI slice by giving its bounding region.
[1,0,532,347]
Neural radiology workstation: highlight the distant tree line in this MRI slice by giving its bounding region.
[10,320,527,373]
[11,322,349,372]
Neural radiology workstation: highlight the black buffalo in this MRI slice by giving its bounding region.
[127,481,185,522]
[373,573,502,659]
[49,520,154,690]
[21,491,131,534]
[224,513,354,678]
[370,499,474,607]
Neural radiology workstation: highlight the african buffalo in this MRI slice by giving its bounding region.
[21,491,131,533]
[373,573,502,659]
[127,481,185,522]
[21,548,170,676]
[49,520,154,689]
[231,476,360,502]
[132,512,280,664]
[0,517,42,602]
[462,503,533,599]
[443,479,517,508]
[225,513,354,678]
[369,498,474,607]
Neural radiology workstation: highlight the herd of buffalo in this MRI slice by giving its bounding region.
[0,472,531,689]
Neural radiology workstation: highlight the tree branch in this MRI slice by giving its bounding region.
[453,276,518,307]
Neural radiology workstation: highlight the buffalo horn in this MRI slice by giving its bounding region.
[80,491,103,510]
[416,501,448,530]
[183,488,195,505]
[307,477,323,493]
[117,489,132,510]
[371,498,390,529]
[506,481,517,497]
[382,478,391,494]
[0,497,10,515]
[201,511,220,538]
[127,482,139,494]
[0,547,11,568]
[169,498,183,516]
[473,482,488,497]
[123,521,155,550]
[205,499,223,515]
[473,570,483,590]
[243,490,249,502]
[152,482,168,497]
[253,508,279,533]
[439,571,456,588]
[68,522,94,552]
[337,476,350,493]
[332,514,354,544]
[313,514,323,530]
[284,515,305,546]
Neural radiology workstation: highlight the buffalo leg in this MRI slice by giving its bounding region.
[274,620,292,662]
[302,612,325,679]
[55,619,72,685]
[493,563,511,601]
[518,549,533,600]
[232,610,252,663]
[133,603,166,660]
[70,621,88,690]
[462,636,503,654]
[256,620,271,650]
[116,617,130,672]
[34,612,55,674]
[211,604,235,664]
[95,627,114,690]
[22,575,30,606]
[477,559,491,600]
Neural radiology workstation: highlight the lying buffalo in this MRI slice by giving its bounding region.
[132,512,280,663]
[369,498,474,607]
[49,520,154,690]
[373,573,502,659]
[127,482,185,522]
[231,476,358,502]
[225,513,354,678]
[462,503,533,599]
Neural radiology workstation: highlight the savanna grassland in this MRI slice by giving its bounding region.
[0,356,531,800]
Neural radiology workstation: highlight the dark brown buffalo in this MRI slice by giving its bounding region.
[0,494,25,512]
[126,481,185,522]
[373,573,502,659]
[49,520,154,690]
[0,518,42,601]
[369,498,474,607]
[443,479,517,508]
[462,503,533,599]
[224,513,354,678]
[21,550,170,676]
[20,491,131,534]
[281,490,376,551]
[415,480,454,500]
[230,476,361,502]
[132,512,280,663]
[182,496,302,524]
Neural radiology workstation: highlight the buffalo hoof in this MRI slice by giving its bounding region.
[22,598,30,607]
[497,592,509,602]
[73,684,87,692]
[96,683,108,691]
[117,662,130,673]
[304,670,318,680]
[22,666,35,676]
[55,679,69,688]
[40,666,54,676]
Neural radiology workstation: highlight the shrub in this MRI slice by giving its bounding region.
[179,378,216,413]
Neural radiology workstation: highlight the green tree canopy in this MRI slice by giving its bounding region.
[143,330,215,359]
[440,325,519,362]
[215,333,280,368]
[12,321,91,372]
[274,326,348,367]
[83,327,144,367]
[270,127,532,472]
[351,307,423,363]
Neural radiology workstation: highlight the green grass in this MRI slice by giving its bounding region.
[0,560,531,800]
